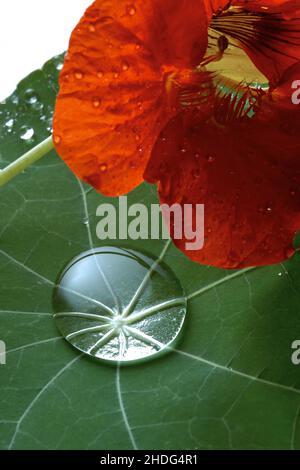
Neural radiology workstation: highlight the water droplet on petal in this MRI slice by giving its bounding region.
[92,98,101,108]
[127,5,136,16]
[122,61,129,71]
[54,135,61,145]
[100,163,108,173]
[75,71,83,80]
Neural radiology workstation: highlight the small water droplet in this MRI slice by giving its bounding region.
[258,204,273,214]
[92,98,101,108]
[206,154,215,163]
[47,118,53,133]
[24,89,39,105]
[54,135,61,145]
[129,161,137,169]
[100,163,108,173]
[20,126,35,141]
[97,71,104,79]
[5,119,14,128]
[75,71,83,80]
[53,247,186,364]
[122,61,129,71]
[88,24,96,32]
[127,5,136,16]
[11,96,19,105]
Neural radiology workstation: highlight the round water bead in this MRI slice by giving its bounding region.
[53,247,187,365]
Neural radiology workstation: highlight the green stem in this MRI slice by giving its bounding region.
[0,135,54,187]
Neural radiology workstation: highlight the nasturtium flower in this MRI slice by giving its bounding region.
[53,0,300,268]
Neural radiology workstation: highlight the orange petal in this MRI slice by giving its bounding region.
[53,0,208,195]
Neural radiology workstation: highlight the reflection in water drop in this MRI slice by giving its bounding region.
[53,247,187,365]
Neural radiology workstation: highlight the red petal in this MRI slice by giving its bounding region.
[204,0,231,16]
[145,92,300,269]
[53,0,207,196]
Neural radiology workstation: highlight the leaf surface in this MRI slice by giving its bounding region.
[1,55,300,450]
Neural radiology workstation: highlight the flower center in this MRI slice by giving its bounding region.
[205,6,270,90]
[166,4,300,123]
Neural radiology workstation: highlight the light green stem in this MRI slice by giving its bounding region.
[0,136,54,187]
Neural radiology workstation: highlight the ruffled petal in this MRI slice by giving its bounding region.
[145,76,300,268]
[53,0,208,195]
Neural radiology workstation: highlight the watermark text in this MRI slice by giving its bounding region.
[291,340,300,365]
[291,80,300,105]
[0,340,6,365]
[96,197,205,251]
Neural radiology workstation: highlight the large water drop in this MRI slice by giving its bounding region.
[53,247,186,365]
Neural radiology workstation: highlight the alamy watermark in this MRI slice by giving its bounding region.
[291,80,300,105]
[95,197,205,251]
[291,340,300,365]
[0,340,6,365]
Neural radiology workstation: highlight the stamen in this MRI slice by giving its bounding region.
[213,78,265,124]
[165,70,215,108]
[200,34,229,66]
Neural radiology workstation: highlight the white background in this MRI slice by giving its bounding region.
[0,0,91,100]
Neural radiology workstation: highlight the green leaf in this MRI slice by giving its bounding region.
[1,54,300,450]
